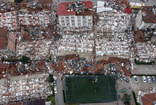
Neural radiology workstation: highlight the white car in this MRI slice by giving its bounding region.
[54,86,57,94]
[147,76,151,84]
[142,76,146,83]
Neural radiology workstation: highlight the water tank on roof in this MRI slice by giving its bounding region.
[67,3,72,9]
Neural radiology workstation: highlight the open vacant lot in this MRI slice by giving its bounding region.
[64,75,117,103]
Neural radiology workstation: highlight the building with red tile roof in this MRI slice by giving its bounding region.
[0,29,16,53]
[142,93,156,105]
[135,6,156,30]
[124,8,132,14]
[57,1,93,30]
[7,32,16,52]
[57,1,92,15]
[0,29,8,50]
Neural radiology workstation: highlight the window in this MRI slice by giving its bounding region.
[61,17,64,20]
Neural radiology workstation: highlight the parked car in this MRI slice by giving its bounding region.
[54,86,57,94]
[120,88,127,93]
[133,76,138,82]
[142,76,146,83]
[147,76,151,84]
[53,80,57,86]
[152,76,155,83]
[123,77,129,83]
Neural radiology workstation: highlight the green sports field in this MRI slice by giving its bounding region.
[64,75,117,103]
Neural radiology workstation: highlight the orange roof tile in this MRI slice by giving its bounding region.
[0,29,8,50]
[142,93,156,105]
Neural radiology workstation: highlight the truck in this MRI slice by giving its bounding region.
[130,2,145,9]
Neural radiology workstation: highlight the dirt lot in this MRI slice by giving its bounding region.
[117,78,135,105]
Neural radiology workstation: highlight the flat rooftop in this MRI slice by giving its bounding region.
[57,1,92,15]
[142,6,156,23]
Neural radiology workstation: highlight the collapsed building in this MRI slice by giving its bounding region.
[134,6,156,62]
[96,1,131,32]
[135,42,156,62]
[16,39,54,60]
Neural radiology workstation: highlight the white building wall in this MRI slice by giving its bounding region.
[58,15,92,28]
[75,16,78,27]
[69,16,71,27]
[135,10,142,29]
[139,21,145,29]
[81,16,83,27]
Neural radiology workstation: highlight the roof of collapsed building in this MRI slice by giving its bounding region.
[0,60,47,79]
[7,99,45,105]
[52,54,132,76]
[142,6,156,23]
[115,0,130,8]
[21,26,56,41]
[57,1,92,15]
[134,30,144,43]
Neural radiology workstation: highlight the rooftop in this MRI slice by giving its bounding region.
[142,6,156,23]
[57,1,92,15]
[124,8,132,14]
[115,0,130,8]
[142,93,156,105]
[134,30,144,43]
[0,29,8,50]
[76,9,93,16]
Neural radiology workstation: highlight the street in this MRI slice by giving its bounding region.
[132,64,156,74]
[55,76,65,105]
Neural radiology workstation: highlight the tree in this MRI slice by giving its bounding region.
[47,74,54,83]
[20,56,30,64]
[14,0,23,3]
[123,93,131,105]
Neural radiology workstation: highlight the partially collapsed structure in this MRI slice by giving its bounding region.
[135,6,156,30]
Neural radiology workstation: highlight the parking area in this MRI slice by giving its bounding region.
[117,78,135,105]
[130,75,156,94]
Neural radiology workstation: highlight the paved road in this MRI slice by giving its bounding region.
[132,64,156,74]
[127,0,156,6]
[54,76,65,105]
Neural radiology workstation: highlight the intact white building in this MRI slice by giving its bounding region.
[57,1,93,30]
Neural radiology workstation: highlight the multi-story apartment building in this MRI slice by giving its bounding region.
[57,1,93,31]
[135,6,156,30]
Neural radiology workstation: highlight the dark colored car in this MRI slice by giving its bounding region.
[124,77,129,83]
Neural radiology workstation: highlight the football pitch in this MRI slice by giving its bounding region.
[64,75,117,103]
